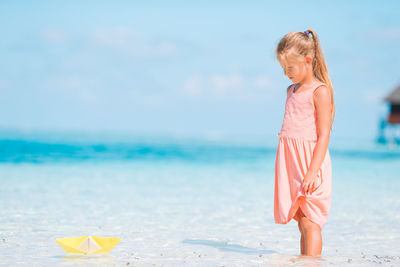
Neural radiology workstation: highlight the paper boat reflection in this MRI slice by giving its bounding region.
[56,236,121,254]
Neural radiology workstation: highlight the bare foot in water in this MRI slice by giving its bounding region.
[289,255,322,266]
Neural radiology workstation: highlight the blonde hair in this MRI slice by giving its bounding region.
[276,29,335,131]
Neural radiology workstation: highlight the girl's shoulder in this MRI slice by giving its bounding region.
[312,83,332,106]
[312,83,330,96]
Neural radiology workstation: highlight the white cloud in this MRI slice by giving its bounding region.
[253,75,270,89]
[182,73,273,99]
[92,27,177,57]
[40,75,99,104]
[39,73,167,109]
[367,27,400,41]
[93,27,132,47]
[363,89,388,104]
[156,42,177,56]
[42,29,67,43]
[0,79,11,90]
[211,74,244,96]
[183,74,203,96]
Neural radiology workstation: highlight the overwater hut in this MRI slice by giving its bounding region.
[377,84,400,145]
[384,85,400,124]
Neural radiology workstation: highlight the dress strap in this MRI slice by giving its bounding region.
[290,83,300,94]
[312,83,327,95]
[287,84,296,94]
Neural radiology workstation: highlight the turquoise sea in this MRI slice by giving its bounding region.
[0,132,399,266]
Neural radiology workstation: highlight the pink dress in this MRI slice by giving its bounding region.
[274,82,332,230]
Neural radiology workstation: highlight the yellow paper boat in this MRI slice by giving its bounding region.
[56,236,121,254]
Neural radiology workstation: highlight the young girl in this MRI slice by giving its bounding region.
[274,29,335,257]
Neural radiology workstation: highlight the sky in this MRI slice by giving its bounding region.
[1,0,400,142]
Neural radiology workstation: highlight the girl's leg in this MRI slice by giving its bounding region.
[298,209,322,256]
[295,208,305,255]
[300,226,305,255]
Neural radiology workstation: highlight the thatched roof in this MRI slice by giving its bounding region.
[385,85,400,103]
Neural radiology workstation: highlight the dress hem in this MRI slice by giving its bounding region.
[275,195,325,231]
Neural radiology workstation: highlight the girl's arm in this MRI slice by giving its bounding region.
[302,85,332,194]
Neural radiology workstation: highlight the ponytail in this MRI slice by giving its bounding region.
[306,29,336,131]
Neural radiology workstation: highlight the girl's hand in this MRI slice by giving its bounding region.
[302,170,320,194]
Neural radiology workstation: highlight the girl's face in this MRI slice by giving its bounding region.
[279,55,308,84]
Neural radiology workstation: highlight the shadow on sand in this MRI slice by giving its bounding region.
[182,239,276,255]
[182,239,329,266]
[53,254,117,264]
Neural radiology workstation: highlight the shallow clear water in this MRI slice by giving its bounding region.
[0,135,399,266]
